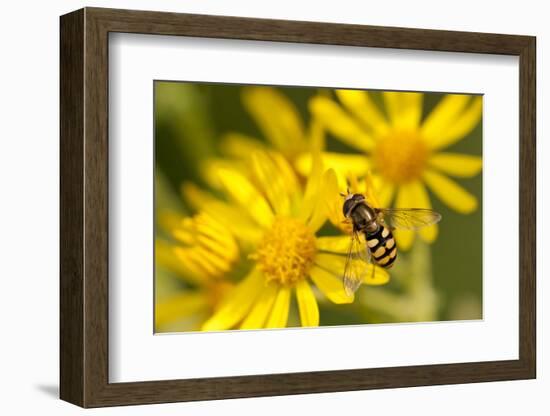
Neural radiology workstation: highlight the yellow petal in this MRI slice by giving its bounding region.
[371,175,395,208]
[242,87,306,157]
[269,151,301,215]
[174,247,220,280]
[309,265,353,304]
[217,168,274,228]
[156,239,204,284]
[295,152,370,178]
[201,269,263,331]
[240,283,278,329]
[169,213,240,280]
[299,148,323,223]
[382,91,423,130]
[335,89,390,135]
[392,206,415,248]
[314,253,347,274]
[265,286,291,328]
[308,119,326,152]
[421,94,470,139]
[362,171,381,208]
[307,204,328,234]
[175,244,211,274]
[429,153,482,178]
[195,245,235,274]
[181,182,263,244]
[219,132,265,158]
[316,235,351,254]
[155,293,206,328]
[398,181,438,243]
[166,248,203,283]
[322,168,351,232]
[438,96,482,148]
[200,158,248,190]
[315,253,389,288]
[309,96,374,151]
[296,280,319,327]
[198,213,261,246]
[423,169,478,214]
[347,171,361,194]
[180,181,216,209]
[251,152,290,216]
[393,185,416,250]
[174,214,239,261]
[363,266,390,285]
[390,180,440,246]
[157,211,184,236]
[423,95,482,150]
[306,170,334,233]
[189,234,233,259]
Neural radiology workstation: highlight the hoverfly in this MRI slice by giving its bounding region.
[342,192,442,295]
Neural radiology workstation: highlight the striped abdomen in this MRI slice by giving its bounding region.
[365,225,397,268]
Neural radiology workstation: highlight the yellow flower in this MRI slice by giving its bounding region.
[224,86,312,160]
[307,90,482,250]
[201,86,322,188]
[155,212,239,331]
[194,151,389,331]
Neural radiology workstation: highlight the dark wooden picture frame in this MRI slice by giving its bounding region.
[60,7,536,408]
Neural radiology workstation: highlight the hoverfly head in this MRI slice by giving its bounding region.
[342,193,364,217]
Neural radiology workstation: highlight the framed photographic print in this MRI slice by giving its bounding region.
[60,7,536,408]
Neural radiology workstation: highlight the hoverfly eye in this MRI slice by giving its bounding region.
[342,199,353,217]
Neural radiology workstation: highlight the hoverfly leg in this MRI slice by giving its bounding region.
[369,256,376,282]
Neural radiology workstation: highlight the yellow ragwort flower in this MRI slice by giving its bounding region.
[224,86,312,161]
[307,90,482,250]
[155,212,239,331]
[192,151,389,331]
[200,86,323,188]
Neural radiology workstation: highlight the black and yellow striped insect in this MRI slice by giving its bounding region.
[341,192,442,295]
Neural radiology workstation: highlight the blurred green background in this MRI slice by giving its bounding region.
[155,81,482,325]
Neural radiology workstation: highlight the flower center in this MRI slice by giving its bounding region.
[373,130,430,184]
[252,217,317,286]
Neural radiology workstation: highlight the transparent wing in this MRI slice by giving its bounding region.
[376,208,442,230]
[343,231,371,296]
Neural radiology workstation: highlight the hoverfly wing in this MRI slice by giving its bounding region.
[343,231,371,296]
[375,208,441,230]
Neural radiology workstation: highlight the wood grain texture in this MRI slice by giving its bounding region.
[59,8,84,406]
[518,38,536,376]
[88,7,532,54]
[83,10,110,406]
[59,7,537,408]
